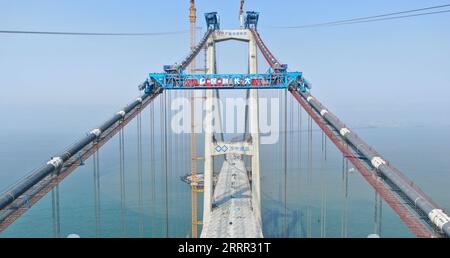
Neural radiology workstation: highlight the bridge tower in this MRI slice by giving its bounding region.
[202,34,216,222]
[202,27,262,229]
[248,29,261,225]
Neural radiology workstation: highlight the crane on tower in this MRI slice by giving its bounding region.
[189,0,201,239]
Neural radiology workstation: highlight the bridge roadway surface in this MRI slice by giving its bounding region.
[200,154,263,238]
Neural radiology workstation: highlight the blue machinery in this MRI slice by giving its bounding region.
[205,12,220,30]
[244,11,259,29]
[206,11,259,30]
[141,71,311,92]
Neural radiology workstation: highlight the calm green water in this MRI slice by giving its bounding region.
[1,106,449,238]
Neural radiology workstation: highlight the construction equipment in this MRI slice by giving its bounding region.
[245,11,259,29]
[205,12,220,29]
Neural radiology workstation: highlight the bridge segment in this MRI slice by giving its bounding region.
[200,155,263,237]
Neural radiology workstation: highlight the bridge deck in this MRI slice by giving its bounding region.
[200,155,263,238]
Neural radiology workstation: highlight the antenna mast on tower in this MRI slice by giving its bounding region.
[239,0,245,27]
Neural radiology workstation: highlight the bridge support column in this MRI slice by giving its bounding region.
[203,37,216,224]
[249,33,262,225]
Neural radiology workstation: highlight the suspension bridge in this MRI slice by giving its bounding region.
[0,10,449,238]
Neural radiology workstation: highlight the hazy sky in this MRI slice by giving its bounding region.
[1,0,449,134]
